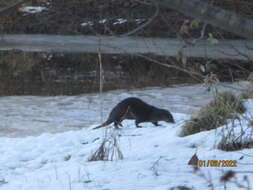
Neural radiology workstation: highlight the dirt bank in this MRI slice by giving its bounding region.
[1,0,252,38]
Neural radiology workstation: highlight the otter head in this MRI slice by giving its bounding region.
[160,109,175,123]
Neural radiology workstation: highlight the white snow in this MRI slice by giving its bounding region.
[19,6,48,14]
[135,18,146,24]
[81,21,94,27]
[113,18,128,25]
[99,19,108,24]
[0,95,253,189]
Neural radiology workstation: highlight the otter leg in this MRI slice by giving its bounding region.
[153,121,163,127]
[135,120,143,128]
[152,121,159,126]
[114,122,120,129]
[114,121,123,129]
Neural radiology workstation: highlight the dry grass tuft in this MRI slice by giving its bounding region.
[169,186,195,190]
[88,135,123,161]
[218,137,253,151]
[217,115,253,151]
[180,92,246,136]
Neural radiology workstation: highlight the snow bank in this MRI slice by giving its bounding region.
[0,102,253,190]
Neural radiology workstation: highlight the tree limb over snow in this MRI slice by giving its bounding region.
[155,0,253,39]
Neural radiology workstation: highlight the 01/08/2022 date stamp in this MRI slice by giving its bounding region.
[198,160,237,167]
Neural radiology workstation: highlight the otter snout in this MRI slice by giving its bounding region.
[167,113,175,123]
[170,117,175,123]
[167,117,175,123]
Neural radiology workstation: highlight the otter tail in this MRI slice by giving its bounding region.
[92,119,113,130]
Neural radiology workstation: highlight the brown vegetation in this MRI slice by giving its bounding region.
[180,92,245,136]
[88,135,123,161]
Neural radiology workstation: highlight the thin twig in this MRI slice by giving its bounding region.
[98,39,104,123]
[135,53,204,81]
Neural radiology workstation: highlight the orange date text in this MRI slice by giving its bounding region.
[198,160,237,167]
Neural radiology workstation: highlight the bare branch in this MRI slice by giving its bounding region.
[134,53,204,81]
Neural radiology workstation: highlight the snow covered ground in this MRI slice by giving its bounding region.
[0,84,253,190]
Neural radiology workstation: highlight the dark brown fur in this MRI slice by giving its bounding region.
[93,97,175,129]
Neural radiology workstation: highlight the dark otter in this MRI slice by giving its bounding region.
[93,97,175,129]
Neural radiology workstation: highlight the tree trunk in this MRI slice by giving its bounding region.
[156,0,253,39]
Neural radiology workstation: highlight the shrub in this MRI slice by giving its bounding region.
[88,135,123,161]
[217,115,253,151]
[218,137,253,151]
[180,92,246,136]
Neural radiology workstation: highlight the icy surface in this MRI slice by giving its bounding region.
[0,82,248,137]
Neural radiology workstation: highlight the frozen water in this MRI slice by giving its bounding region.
[0,82,248,137]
